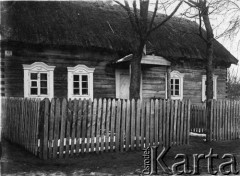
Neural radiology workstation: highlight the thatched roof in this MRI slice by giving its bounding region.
[1,1,238,65]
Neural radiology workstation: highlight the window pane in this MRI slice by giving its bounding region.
[175,79,179,84]
[40,73,47,80]
[82,89,88,95]
[31,81,37,87]
[82,82,88,88]
[82,75,88,82]
[175,85,179,90]
[31,88,38,95]
[175,90,179,96]
[74,89,79,95]
[74,75,79,81]
[171,90,173,95]
[171,85,173,89]
[40,88,47,95]
[74,82,79,88]
[31,73,38,80]
[40,81,47,88]
[171,79,173,84]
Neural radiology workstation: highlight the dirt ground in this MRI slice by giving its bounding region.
[1,136,240,176]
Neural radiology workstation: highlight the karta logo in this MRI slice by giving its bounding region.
[142,146,239,175]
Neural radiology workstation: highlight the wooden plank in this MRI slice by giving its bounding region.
[187,100,191,144]
[223,100,228,140]
[170,100,174,146]
[100,99,107,152]
[166,100,170,147]
[65,100,73,158]
[179,101,184,145]
[125,100,130,151]
[86,99,92,153]
[70,99,78,156]
[141,100,146,149]
[145,100,150,147]
[43,99,50,160]
[110,99,116,152]
[131,99,136,150]
[115,99,121,152]
[59,99,67,158]
[91,99,97,153]
[81,99,88,154]
[176,100,181,145]
[150,99,154,146]
[162,100,166,146]
[121,100,126,152]
[52,98,60,159]
[105,99,111,152]
[136,99,141,150]
[219,100,223,140]
[95,98,102,153]
[48,99,55,158]
[76,100,82,155]
[173,100,178,145]
[158,100,163,146]
[154,99,159,146]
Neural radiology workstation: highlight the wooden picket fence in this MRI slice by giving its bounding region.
[190,104,207,133]
[2,97,191,160]
[209,100,240,141]
[1,97,41,156]
[190,100,240,141]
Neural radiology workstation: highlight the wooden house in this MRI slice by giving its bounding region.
[0,1,238,104]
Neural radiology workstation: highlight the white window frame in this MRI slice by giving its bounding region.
[67,64,95,100]
[202,75,218,102]
[165,70,184,100]
[23,62,55,99]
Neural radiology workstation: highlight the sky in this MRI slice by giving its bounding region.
[112,0,240,78]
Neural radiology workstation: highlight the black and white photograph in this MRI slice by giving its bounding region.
[0,0,240,175]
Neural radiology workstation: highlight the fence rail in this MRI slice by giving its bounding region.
[2,97,191,160]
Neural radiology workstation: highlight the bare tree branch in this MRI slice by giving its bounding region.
[147,0,184,36]
[148,0,159,32]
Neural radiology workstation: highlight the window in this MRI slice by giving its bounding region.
[23,62,55,99]
[202,75,218,102]
[166,71,184,100]
[67,65,95,99]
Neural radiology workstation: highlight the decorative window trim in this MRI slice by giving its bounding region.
[67,64,95,100]
[23,62,55,99]
[202,75,218,102]
[165,70,184,100]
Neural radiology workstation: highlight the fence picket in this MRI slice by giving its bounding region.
[81,99,88,154]
[48,98,55,158]
[136,99,141,149]
[86,99,92,153]
[53,99,60,159]
[121,100,126,152]
[130,99,135,150]
[91,99,97,153]
[96,98,102,153]
[141,100,146,149]
[110,99,116,152]
[105,99,111,152]
[101,99,107,152]
[76,100,82,155]
[115,99,121,152]
[126,100,130,151]
[70,99,78,156]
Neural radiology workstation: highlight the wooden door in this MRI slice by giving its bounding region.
[116,69,130,99]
